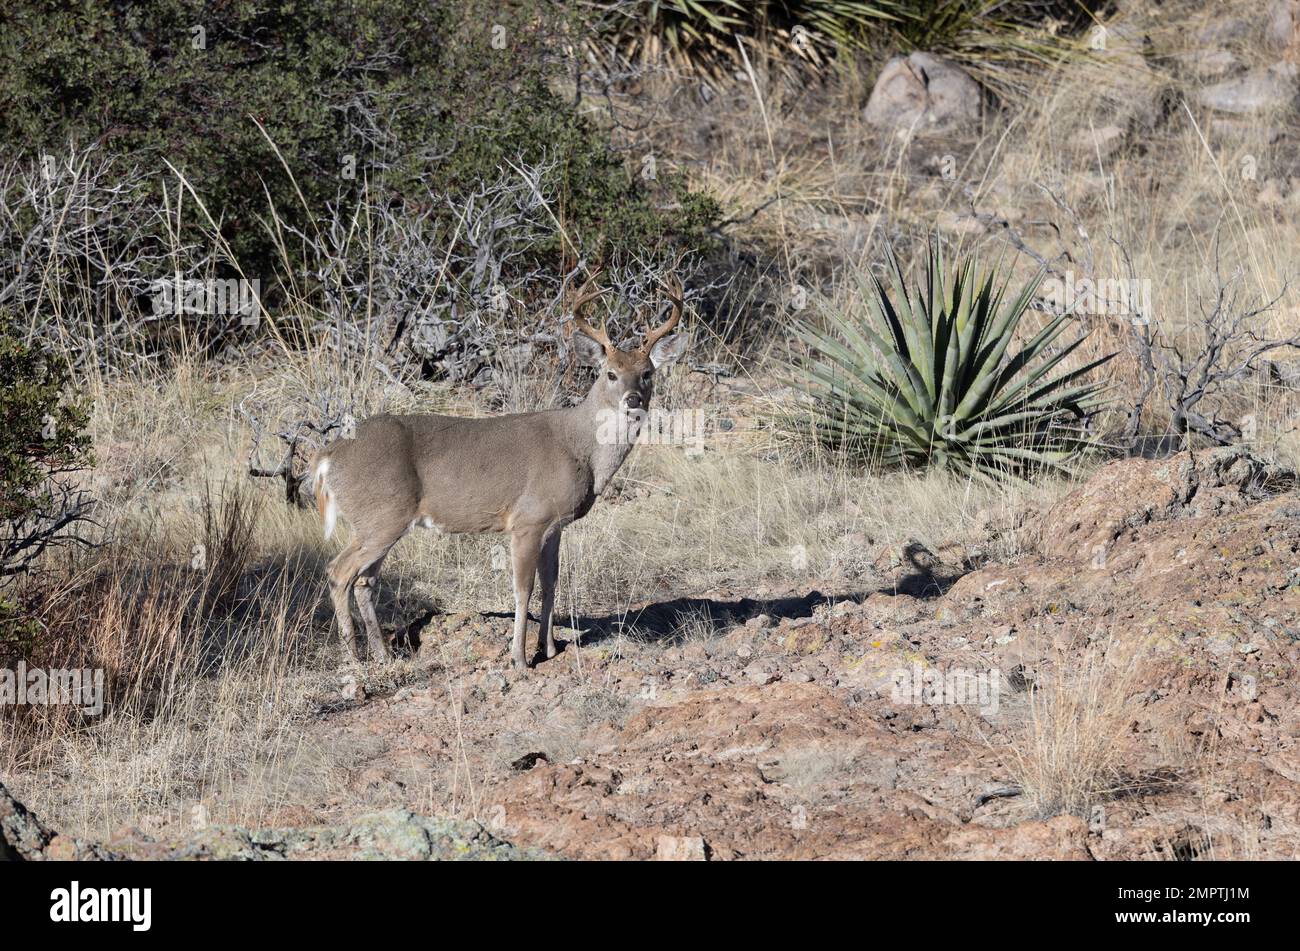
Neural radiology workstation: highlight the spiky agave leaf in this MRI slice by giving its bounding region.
[788,242,1114,482]
[585,1,1088,97]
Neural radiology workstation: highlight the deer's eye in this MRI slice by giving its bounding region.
[606,371,618,382]
[641,371,653,382]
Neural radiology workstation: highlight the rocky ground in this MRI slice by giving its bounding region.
[11,447,1297,861]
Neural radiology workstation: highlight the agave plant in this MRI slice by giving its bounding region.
[587,2,1085,97]
[790,244,1113,481]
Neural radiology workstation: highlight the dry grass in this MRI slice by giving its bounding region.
[1004,634,1154,820]
[3,350,1068,840]
[0,458,337,839]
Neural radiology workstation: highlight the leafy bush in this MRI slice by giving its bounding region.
[0,330,94,574]
[0,327,94,650]
[0,0,716,293]
[790,244,1112,481]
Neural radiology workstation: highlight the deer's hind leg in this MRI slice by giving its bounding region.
[328,533,402,663]
[353,551,394,661]
[327,538,366,663]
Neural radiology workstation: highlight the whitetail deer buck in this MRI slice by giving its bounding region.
[310,271,688,670]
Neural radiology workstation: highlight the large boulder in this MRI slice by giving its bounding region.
[1038,447,1297,564]
[863,53,982,132]
[0,782,44,860]
[146,810,552,861]
[2,779,544,860]
[1,781,114,861]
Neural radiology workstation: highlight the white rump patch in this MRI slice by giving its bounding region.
[323,496,339,540]
[313,458,338,539]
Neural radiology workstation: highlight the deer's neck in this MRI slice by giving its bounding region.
[565,388,641,495]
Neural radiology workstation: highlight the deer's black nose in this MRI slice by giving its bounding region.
[625,392,645,410]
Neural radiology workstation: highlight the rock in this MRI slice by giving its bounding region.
[1088,24,1162,128]
[1,782,115,861]
[1268,0,1300,49]
[1070,124,1126,159]
[171,810,549,861]
[1176,49,1240,80]
[1197,63,1298,115]
[1038,448,1296,563]
[0,782,48,861]
[783,622,828,656]
[655,834,708,861]
[510,751,550,771]
[340,675,365,702]
[863,52,982,132]
[745,660,783,686]
[2,780,547,862]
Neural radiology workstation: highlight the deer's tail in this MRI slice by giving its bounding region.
[310,454,338,540]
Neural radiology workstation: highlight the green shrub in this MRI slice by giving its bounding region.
[0,0,716,290]
[789,243,1113,481]
[0,328,94,582]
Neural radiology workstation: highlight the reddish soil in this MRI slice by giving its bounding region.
[278,447,1300,859]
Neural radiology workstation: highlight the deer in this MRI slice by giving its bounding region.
[309,270,688,670]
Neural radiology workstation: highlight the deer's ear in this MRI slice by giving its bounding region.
[572,329,607,367]
[649,332,687,369]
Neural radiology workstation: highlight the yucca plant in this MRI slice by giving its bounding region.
[790,243,1113,481]
[586,1,1090,96]
[589,1,892,76]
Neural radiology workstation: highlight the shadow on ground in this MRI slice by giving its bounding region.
[385,540,970,655]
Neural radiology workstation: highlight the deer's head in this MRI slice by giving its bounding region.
[569,270,688,415]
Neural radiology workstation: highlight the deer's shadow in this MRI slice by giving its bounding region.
[384,546,966,655]
[566,590,853,647]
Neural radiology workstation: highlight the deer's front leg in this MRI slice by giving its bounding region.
[509,529,543,670]
[536,530,561,661]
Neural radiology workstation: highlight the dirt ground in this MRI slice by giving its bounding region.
[191,447,1299,860]
[9,447,1298,861]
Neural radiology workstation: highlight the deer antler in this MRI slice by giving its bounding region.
[641,273,683,354]
[568,268,611,349]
